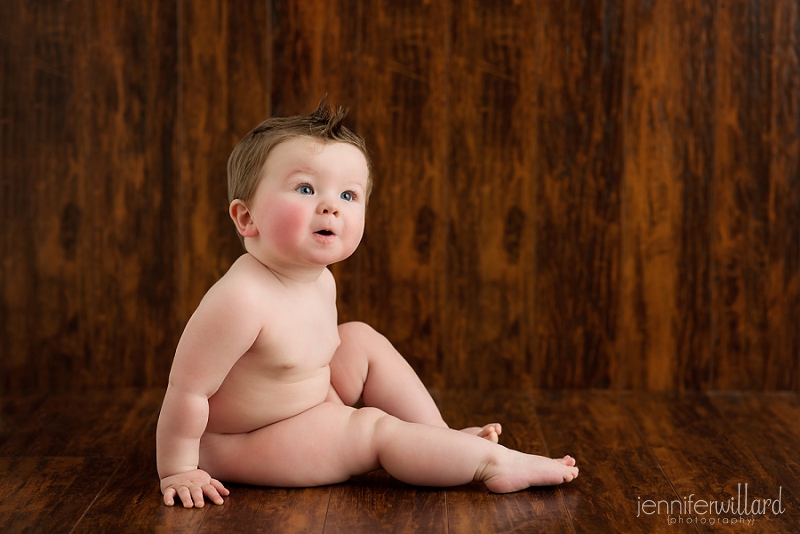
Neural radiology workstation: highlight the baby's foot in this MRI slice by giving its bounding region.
[460,423,502,444]
[480,453,579,493]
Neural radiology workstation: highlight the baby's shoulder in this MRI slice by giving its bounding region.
[201,256,276,310]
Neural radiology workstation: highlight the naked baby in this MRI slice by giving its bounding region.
[156,101,578,508]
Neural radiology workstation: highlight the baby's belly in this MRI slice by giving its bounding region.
[205,367,332,434]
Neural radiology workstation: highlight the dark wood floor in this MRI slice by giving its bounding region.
[1,388,798,533]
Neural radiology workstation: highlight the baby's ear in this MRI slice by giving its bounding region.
[229,200,258,238]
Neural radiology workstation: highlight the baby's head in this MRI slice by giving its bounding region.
[227,98,372,247]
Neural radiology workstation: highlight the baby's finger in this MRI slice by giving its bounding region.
[203,484,225,505]
[177,486,194,508]
[210,478,230,496]
[190,485,205,508]
[163,487,177,507]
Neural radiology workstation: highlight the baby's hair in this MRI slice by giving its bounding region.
[227,96,372,245]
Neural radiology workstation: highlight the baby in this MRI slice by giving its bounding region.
[156,101,578,508]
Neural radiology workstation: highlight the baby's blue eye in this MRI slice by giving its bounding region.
[341,191,354,202]
[296,184,314,195]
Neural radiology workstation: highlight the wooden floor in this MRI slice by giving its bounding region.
[1,389,798,533]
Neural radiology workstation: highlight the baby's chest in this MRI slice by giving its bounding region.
[250,304,340,371]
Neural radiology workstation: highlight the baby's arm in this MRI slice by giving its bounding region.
[156,280,262,507]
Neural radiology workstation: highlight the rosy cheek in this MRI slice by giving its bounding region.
[266,203,307,251]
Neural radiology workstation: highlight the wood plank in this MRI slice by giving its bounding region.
[179,0,268,321]
[324,471,446,533]
[623,392,799,532]
[358,0,449,387]
[764,1,800,391]
[0,456,118,534]
[446,0,535,389]
[270,0,359,116]
[71,415,208,534]
[713,0,800,389]
[76,0,180,389]
[0,0,89,391]
[270,0,362,324]
[532,390,694,533]
[3,389,800,531]
[708,392,800,509]
[0,389,162,457]
[531,0,625,388]
[0,0,181,391]
[620,0,714,390]
[199,484,330,534]
[435,390,573,533]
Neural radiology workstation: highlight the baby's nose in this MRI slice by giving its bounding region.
[318,198,339,216]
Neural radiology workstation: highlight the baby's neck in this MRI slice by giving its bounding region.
[245,252,326,286]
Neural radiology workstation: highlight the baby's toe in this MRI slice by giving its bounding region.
[479,428,499,444]
[567,466,579,481]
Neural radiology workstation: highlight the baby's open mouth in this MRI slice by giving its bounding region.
[315,230,334,236]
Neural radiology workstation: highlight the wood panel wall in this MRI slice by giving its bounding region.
[1,0,798,392]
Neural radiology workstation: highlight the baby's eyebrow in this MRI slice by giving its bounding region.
[283,167,317,181]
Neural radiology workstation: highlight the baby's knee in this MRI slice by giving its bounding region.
[338,322,396,358]
[349,406,389,430]
[338,321,380,344]
[345,407,390,458]
[351,407,403,441]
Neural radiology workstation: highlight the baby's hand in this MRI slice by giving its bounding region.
[160,468,229,508]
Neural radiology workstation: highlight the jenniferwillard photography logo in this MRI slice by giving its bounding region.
[636,484,785,527]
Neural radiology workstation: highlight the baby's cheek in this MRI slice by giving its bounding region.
[267,204,307,249]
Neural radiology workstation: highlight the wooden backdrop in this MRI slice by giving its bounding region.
[1,0,798,393]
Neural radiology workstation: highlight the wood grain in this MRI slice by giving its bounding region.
[435,389,574,533]
[2,389,800,531]
[713,0,800,389]
[0,0,180,391]
[623,392,800,532]
[620,0,715,390]
[0,457,119,534]
[358,0,449,387]
[81,0,180,389]
[532,390,694,533]
[531,0,625,388]
[270,0,359,117]
[324,471,446,533]
[763,0,800,391]
[0,0,89,391]
[199,485,330,534]
[447,0,535,389]
[1,0,799,392]
[0,388,163,457]
[708,392,800,507]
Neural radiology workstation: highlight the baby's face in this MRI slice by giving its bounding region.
[246,137,369,268]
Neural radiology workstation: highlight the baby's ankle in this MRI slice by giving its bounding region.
[473,446,508,483]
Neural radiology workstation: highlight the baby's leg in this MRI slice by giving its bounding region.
[330,322,501,442]
[364,411,577,491]
[199,403,577,492]
[329,322,448,427]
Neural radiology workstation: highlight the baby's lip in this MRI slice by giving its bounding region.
[314,228,335,236]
